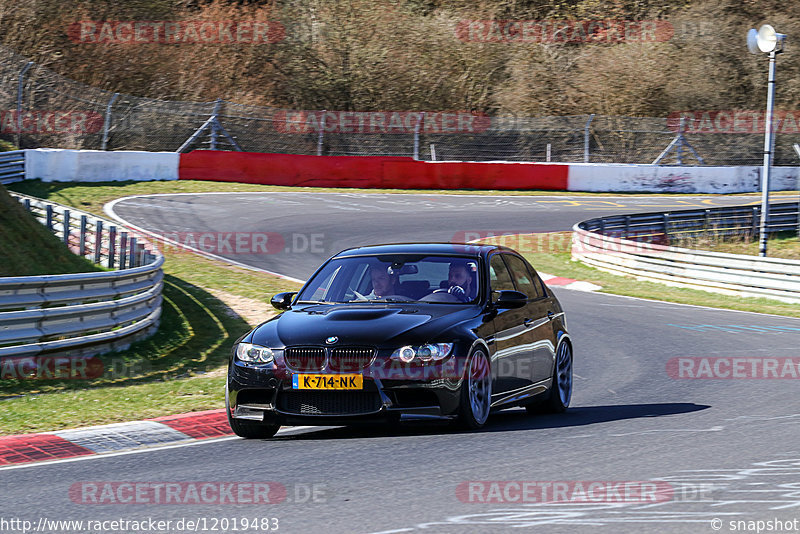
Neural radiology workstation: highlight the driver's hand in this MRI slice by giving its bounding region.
[447,285,466,301]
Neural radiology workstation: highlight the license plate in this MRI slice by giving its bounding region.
[292,374,363,390]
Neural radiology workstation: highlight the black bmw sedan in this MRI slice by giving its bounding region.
[226,243,572,438]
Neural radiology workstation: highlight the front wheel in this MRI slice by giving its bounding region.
[457,349,492,429]
[226,385,281,439]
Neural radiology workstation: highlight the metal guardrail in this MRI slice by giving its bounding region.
[13,193,158,270]
[0,194,164,358]
[572,202,800,304]
[0,150,24,184]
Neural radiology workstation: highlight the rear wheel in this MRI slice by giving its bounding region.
[457,349,492,429]
[226,385,281,439]
[528,341,572,414]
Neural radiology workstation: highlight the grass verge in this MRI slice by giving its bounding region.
[672,231,800,261]
[0,184,100,276]
[0,184,302,434]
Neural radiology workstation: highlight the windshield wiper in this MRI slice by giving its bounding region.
[294,300,335,305]
[347,297,414,303]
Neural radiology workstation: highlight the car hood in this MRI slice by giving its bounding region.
[251,304,476,347]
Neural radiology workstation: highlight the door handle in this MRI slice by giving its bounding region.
[547,311,555,321]
[523,318,533,327]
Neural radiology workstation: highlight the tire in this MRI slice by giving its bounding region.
[456,348,492,430]
[226,385,281,439]
[528,340,572,414]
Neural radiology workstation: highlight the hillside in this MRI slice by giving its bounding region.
[0,185,100,276]
[0,0,796,117]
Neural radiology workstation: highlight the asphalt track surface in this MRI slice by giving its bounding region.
[106,192,764,279]
[4,192,800,534]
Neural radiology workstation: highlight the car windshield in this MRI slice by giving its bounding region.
[295,254,480,304]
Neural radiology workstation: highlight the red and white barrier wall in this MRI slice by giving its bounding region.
[178,151,569,190]
[19,148,800,193]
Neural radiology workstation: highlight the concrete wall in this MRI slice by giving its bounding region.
[25,149,179,182]
[566,163,799,193]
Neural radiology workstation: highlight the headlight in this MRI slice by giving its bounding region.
[235,343,275,364]
[391,343,453,363]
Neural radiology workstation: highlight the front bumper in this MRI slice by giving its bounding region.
[227,355,466,425]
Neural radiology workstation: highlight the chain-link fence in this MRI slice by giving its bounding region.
[1,45,798,166]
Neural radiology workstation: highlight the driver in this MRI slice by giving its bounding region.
[368,264,399,299]
[445,261,476,301]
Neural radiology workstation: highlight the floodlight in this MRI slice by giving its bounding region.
[745,24,789,256]
[758,24,785,53]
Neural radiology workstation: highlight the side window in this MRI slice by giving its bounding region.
[489,255,515,292]
[504,254,542,299]
[527,264,549,298]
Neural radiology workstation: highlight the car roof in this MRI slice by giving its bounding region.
[333,242,514,258]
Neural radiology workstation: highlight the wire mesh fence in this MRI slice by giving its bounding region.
[0,45,798,166]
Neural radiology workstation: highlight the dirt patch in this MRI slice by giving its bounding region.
[206,288,277,327]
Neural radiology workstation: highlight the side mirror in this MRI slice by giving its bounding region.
[493,290,528,309]
[271,292,297,310]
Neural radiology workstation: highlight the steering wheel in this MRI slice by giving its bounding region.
[433,287,468,302]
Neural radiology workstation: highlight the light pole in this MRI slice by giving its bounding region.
[747,25,787,257]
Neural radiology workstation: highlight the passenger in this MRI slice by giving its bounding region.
[445,261,477,301]
[368,264,399,298]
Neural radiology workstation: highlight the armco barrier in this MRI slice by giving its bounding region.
[0,150,25,185]
[0,194,164,358]
[572,202,800,303]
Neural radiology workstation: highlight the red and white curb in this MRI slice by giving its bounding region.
[540,272,602,292]
[0,409,233,466]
